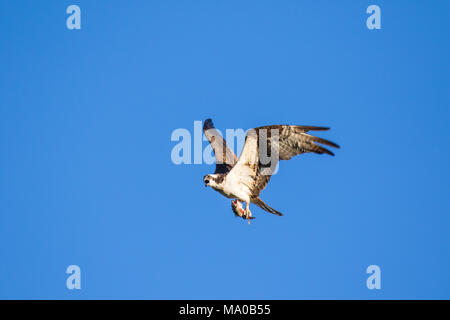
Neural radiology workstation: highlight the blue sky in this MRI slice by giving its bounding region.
[0,1,449,299]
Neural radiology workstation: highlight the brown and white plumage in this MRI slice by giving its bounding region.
[203,119,339,223]
[203,118,237,174]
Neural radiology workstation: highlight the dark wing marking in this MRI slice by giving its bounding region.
[228,125,340,199]
[203,118,238,174]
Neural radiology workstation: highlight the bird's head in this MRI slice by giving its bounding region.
[203,174,223,189]
[203,174,213,187]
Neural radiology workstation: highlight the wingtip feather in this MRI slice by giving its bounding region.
[203,118,214,131]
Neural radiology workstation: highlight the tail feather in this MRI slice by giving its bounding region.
[253,198,283,216]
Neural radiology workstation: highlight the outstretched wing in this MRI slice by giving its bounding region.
[227,125,340,198]
[203,118,238,174]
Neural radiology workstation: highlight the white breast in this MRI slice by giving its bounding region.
[222,175,251,203]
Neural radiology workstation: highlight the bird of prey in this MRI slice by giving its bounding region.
[203,118,339,223]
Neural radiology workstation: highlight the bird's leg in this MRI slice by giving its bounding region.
[245,202,252,224]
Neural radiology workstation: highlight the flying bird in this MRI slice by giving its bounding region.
[203,118,339,223]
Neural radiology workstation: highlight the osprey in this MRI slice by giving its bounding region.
[203,118,339,223]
